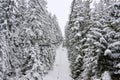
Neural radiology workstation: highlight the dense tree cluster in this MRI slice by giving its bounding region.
[0,0,62,80]
[65,0,120,80]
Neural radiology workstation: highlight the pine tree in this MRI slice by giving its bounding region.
[66,0,120,80]
[96,1,120,79]
[65,0,92,79]
[0,0,63,80]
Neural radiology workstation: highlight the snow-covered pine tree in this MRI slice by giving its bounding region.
[0,0,18,79]
[79,0,120,79]
[27,0,62,77]
[50,15,63,47]
[0,0,63,80]
[13,0,62,79]
[65,0,92,79]
[95,1,120,79]
[66,0,120,80]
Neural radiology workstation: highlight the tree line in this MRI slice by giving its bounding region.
[0,0,62,80]
[65,0,120,80]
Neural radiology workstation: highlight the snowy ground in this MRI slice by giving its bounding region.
[43,45,72,80]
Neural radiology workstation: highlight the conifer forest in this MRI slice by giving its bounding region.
[0,0,120,80]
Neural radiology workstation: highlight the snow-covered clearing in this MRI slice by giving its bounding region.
[43,45,72,80]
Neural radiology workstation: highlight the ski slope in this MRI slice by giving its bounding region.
[43,45,72,80]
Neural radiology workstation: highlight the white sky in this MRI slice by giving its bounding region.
[47,0,73,37]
